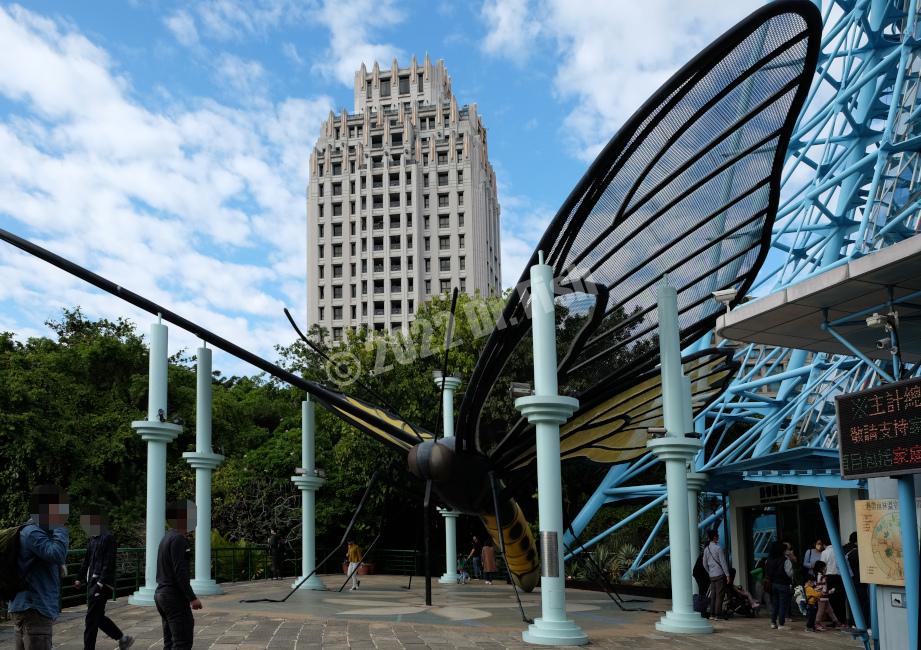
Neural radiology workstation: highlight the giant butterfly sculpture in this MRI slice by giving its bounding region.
[0,1,820,592]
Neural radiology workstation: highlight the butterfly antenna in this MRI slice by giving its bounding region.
[283,307,426,443]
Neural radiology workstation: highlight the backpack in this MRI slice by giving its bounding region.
[0,525,28,600]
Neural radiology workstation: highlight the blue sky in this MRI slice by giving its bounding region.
[0,0,764,376]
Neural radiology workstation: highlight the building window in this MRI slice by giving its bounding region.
[318,204,324,218]
[318,265,325,279]
[391,132,403,147]
[424,236,430,251]
[390,256,401,271]
[373,236,384,252]
[362,302,368,316]
[350,242,356,256]
[318,306,325,319]
[332,203,342,216]
[459,256,466,271]
[332,243,342,257]
[399,75,410,94]
[440,279,450,293]
[333,285,343,299]
[381,78,390,97]
[437,151,448,165]
[318,244,324,258]
[408,278,414,292]
[425,279,431,294]
[405,192,412,206]
[350,222,356,236]
[333,264,343,278]
[458,213,464,227]
[439,257,450,272]
[332,181,342,195]
[424,173,430,188]
[424,196,430,209]
[438,214,449,228]
[407,234,413,247]
[361,259,367,273]
[417,73,424,92]
[373,196,383,209]
[332,327,342,341]
[458,191,464,206]
[391,278,401,292]
[439,235,450,250]
[459,234,465,249]
[457,169,464,183]
[361,280,367,294]
[406,214,412,227]
[438,171,448,186]
[459,278,466,292]
[373,259,384,273]
[424,215,430,230]
[391,300,402,315]
[332,223,342,237]
[374,280,384,295]
[374,301,384,316]
[389,193,400,206]
[424,258,431,272]
[318,224,325,238]
[390,235,400,250]
[351,305,357,319]
[333,306,343,320]
[318,163,324,177]
[407,256,414,270]
[318,184,325,198]
[319,286,325,299]
[438,194,449,208]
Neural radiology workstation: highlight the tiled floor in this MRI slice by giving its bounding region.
[0,576,865,648]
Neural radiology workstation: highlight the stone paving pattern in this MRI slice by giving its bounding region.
[0,576,865,649]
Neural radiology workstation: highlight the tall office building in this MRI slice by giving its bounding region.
[306,56,501,340]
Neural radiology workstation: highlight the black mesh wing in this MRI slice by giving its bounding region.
[456,1,821,453]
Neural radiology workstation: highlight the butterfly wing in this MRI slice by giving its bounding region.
[457,1,821,456]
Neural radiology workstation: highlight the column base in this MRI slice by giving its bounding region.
[522,618,588,646]
[128,586,157,607]
[190,579,224,595]
[654,610,713,634]
[439,572,460,584]
[292,574,327,590]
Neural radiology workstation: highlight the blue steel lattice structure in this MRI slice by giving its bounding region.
[565,0,921,589]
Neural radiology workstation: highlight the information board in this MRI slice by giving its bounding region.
[835,376,921,480]
[855,499,921,586]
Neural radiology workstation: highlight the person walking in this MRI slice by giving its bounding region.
[346,540,362,591]
[155,501,202,650]
[803,539,824,579]
[765,541,794,630]
[267,528,282,580]
[481,540,497,584]
[8,484,70,650]
[820,539,846,623]
[467,535,483,580]
[702,529,731,621]
[843,531,868,628]
[75,508,134,650]
[813,560,842,630]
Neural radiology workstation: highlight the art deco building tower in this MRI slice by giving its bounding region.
[307,56,501,339]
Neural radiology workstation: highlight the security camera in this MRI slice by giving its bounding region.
[876,337,890,350]
[866,313,888,329]
[713,289,738,305]
[510,382,533,399]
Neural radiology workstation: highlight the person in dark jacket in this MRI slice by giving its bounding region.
[8,484,70,650]
[765,540,794,630]
[75,507,134,650]
[268,528,282,580]
[156,501,202,650]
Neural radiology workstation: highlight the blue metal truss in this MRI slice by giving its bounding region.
[565,0,921,584]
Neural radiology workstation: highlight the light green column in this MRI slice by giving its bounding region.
[686,472,708,595]
[183,345,224,595]
[292,398,326,590]
[515,254,588,646]
[435,372,462,584]
[647,279,711,633]
[129,319,182,606]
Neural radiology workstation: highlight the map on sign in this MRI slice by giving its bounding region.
[836,376,921,479]
[856,499,921,586]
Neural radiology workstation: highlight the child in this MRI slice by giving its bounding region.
[814,560,841,630]
[457,555,470,584]
[804,577,821,631]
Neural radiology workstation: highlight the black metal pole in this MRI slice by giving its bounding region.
[424,481,432,606]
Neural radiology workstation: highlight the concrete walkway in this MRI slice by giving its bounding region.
[1,576,865,648]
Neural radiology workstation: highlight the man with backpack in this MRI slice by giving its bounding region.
[5,484,70,650]
[75,507,134,650]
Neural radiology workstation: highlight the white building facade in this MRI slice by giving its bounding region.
[306,56,502,339]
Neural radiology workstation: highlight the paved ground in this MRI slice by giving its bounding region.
[1,575,865,648]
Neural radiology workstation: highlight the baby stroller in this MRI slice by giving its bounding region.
[723,569,761,618]
[456,554,471,584]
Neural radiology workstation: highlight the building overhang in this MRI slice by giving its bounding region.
[716,234,921,361]
[706,448,861,492]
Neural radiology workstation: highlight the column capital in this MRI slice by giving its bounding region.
[292,475,325,491]
[686,472,709,492]
[646,436,701,462]
[514,394,579,425]
[433,373,462,392]
[183,451,224,470]
[132,420,182,443]
[436,507,460,519]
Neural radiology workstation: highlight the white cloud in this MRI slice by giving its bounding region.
[480,0,764,159]
[282,42,303,66]
[165,10,199,47]
[480,0,541,64]
[0,4,334,371]
[214,53,268,99]
[312,0,405,87]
